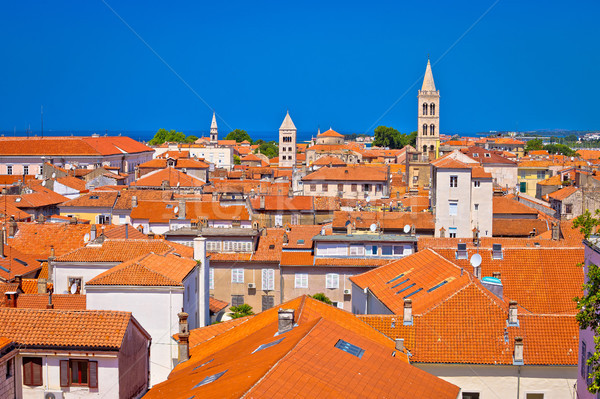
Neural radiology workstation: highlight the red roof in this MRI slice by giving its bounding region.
[548,186,578,201]
[318,129,344,138]
[303,165,387,182]
[0,136,152,156]
[130,167,205,188]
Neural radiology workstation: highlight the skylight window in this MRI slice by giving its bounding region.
[396,282,416,295]
[166,204,173,209]
[427,280,448,293]
[335,339,364,358]
[193,359,213,370]
[387,273,405,284]
[297,239,305,245]
[404,288,423,298]
[14,258,27,266]
[391,279,410,289]
[193,370,227,388]
[89,196,99,199]
[252,337,284,353]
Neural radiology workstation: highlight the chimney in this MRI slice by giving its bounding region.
[278,308,295,334]
[473,264,481,279]
[125,224,129,239]
[177,311,190,363]
[135,166,140,180]
[90,224,97,241]
[8,216,17,237]
[1,227,6,245]
[161,180,169,189]
[148,231,155,239]
[178,199,186,220]
[439,227,445,238]
[212,192,218,201]
[14,275,22,292]
[0,230,4,258]
[508,300,518,326]
[5,292,17,308]
[131,195,138,208]
[69,216,77,225]
[346,222,353,235]
[47,246,56,284]
[37,214,45,224]
[403,299,413,325]
[194,236,207,261]
[283,233,289,244]
[47,288,54,309]
[395,338,405,352]
[260,196,265,210]
[551,222,561,241]
[513,336,524,364]
[37,278,47,294]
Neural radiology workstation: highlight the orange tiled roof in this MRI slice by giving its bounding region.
[0,136,152,156]
[318,129,344,138]
[333,211,434,231]
[130,167,205,188]
[537,174,562,186]
[312,155,347,166]
[209,297,229,313]
[548,186,578,201]
[147,296,459,399]
[139,158,209,169]
[87,253,197,287]
[56,239,183,263]
[250,195,313,211]
[0,242,43,280]
[576,149,600,160]
[528,150,550,156]
[55,176,87,192]
[492,218,550,237]
[15,294,87,310]
[493,196,539,215]
[102,224,147,239]
[0,307,137,349]
[60,190,119,208]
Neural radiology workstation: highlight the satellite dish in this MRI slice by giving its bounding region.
[369,223,377,232]
[51,172,56,178]
[42,180,46,187]
[403,224,411,234]
[83,233,90,243]
[366,196,371,203]
[70,284,78,295]
[174,206,179,214]
[470,253,482,267]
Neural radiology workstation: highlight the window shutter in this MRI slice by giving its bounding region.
[303,274,308,288]
[89,361,98,388]
[332,274,339,289]
[60,360,69,387]
[326,274,332,289]
[209,268,214,290]
[32,358,43,386]
[268,269,274,290]
[23,358,32,386]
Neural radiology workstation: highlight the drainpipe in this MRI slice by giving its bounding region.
[516,365,520,399]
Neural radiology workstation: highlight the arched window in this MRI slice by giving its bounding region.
[430,103,435,115]
[430,145,435,152]
[423,145,428,153]
[422,103,428,116]
[430,124,435,135]
[422,124,428,135]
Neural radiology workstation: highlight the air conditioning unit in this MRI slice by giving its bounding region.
[343,289,351,295]
[248,283,256,289]
[44,392,64,399]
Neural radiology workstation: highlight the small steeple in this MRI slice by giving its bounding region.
[280,111,296,130]
[210,112,218,143]
[421,59,436,91]
[210,112,218,130]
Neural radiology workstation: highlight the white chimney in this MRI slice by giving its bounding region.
[90,224,97,241]
[395,338,405,352]
[194,237,210,328]
[508,301,518,326]
[513,336,524,364]
[403,299,412,325]
[278,309,295,334]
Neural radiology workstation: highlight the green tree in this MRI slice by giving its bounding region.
[229,303,254,319]
[186,135,198,143]
[565,134,578,143]
[373,126,415,149]
[233,155,241,165]
[407,131,418,147]
[148,128,197,145]
[525,138,544,153]
[311,293,333,305]
[573,209,600,393]
[543,143,576,157]
[255,141,279,158]
[225,129,252,143]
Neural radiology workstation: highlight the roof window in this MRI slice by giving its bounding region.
[166,204,173,209]
[193,359,213,370]
[252,337,284,353]
[492,244,503,259]
[427,280,449,293]
[391,278,410,289]
[404,288,423,298]
[472,153,479,157]
[456,243,468,259]
[297,239,305,245]
[269,244,275,250]
[485,153,491,158]
[89,195,99,200]
[193,370,228,388]
[387,273,405,284]
[396,282,416,295]
[334,339,364,358]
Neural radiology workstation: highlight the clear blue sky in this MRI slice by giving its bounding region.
[1,0,598,137]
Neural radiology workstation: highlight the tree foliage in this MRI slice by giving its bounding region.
[544,143,576,156]
[372,126,416,149]
[311,293,332,305]
[225,129,252,143]
[148,128,198,145]
[233,155,241,165]
[573,209,600,393]
[229,303,254,319]
[255,140,279,159]
[525,138,544,153]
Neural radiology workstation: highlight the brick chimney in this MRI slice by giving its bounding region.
[8,216,17,237]
[508,301,518,326]
[513,336,524,364]
[177,311,190,363]
[551,222,561,241]
[131,195,138,208]
[403,299,413,325]
[278,309,295,334]
[178,199,186,220]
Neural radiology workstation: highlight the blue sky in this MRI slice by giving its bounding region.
[1,0,598,137]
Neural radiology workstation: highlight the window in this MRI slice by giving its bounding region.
[430,124,435,135]
[520,181,527,193]
[363,184,371,192]
[291,213,299,225]
[450,176,458,187]
[310,184,316,192]
[381,246,393,256]
[472,153,479,157]
[422,124,428,135]
[295,273,308,288]
[349,245,365,256]
[231,269,244,284]
[68,277,82,294]
[430,103,435,115]
[333,301,344,309]
[262,269,275,291]
[473,181,481,187]
[23,165,29,175]
[484,153,491,158]
[326,273,339,289]
[194,370,228,388]
[288,147,292,152]
[262,295,274,311]
[565,204,573,214]
[582,341,587,377]
[449,201,458,216]
[206,240,221,252]
[231,295,244,307]
[422,103,428,115]
[275,214,283,227]
[335,339,364,358]
[351,184,357,192]
[462,393,480,399]
[322,184,328,192]
[22,357,43,386]
[6,358,12,378]
[6,165,12,175]
[253,337,284,353]
[449,227,457,238]
[337,184,343,192]
[61,359,97,388]
[537,171,546,179]
[209,268,214,290]
[366,245,378,256]
[474,203,479,211]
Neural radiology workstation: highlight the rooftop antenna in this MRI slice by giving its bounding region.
[41,105,43,138]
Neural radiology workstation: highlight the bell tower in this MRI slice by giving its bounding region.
[279,111,297,168]
[210,112,218,144]
[416,59,440,159]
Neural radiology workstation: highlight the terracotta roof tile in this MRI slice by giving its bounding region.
[249,195,313,211]
[493,196,539,215]
[0,136,152,156]
[15,294,86,310]
[548,186,578,201]
[209,297,229,313]
[318,129,345,138]
[303,165,387,182]
[56,239,183,263]
[130,167,205,188]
